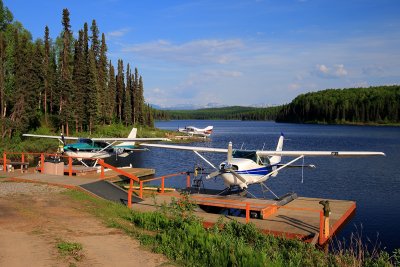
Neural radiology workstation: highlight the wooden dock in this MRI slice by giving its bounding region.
[128,191,355,245]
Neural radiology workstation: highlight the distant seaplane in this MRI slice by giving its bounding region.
[23,128,170,164]
[140,134,385,196]
[178,125,213,137]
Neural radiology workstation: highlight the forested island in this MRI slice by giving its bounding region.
[162,85,400,125]
[0,2,155,140]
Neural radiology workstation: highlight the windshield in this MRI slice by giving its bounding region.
[232,150,257,162]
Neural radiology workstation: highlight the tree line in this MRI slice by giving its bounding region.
[276,85,400,124]
[163,106,282,121]
[0,2,154,139]
[158,86,400,125]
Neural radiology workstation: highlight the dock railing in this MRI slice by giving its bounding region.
[2,151,99,176]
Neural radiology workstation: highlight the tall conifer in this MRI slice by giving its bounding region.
[107,61,116,123]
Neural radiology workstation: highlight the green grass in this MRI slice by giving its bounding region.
[62,189,399,267]
[56,239,83,261]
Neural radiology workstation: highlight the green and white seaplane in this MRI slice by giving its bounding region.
[23,128,169,165]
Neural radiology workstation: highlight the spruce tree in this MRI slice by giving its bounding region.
[43,26,50,122]
[59,8,73,135]
[0,32,5,125]
[90,19,100,64]
[107,60,116,123]
[98,33,108,124]
[72,30,86,132]
[137,75,145,125]
[116,59,124,123]
[124,63,132,125]
[86,50,99,134]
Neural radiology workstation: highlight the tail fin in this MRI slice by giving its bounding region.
[204,126,213,135]
[269,133,284,177]
[116,128,137,148]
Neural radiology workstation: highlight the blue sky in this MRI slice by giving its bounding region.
[4,0,400,108]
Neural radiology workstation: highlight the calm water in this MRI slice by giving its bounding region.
[115,120,400,252]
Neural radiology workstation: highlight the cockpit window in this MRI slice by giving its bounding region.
[78,138,93,145]
[232,150,257,162]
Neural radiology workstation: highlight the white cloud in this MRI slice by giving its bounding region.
[317,64,329,74]
[288,83,301,91]
[314,64,348,78]
[334,64,348,77]
[362,65,384,76]
[106,28,131,38]
[121,39,245,65]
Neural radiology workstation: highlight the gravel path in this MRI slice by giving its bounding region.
[0,181,170,266]
[0,181,66,197]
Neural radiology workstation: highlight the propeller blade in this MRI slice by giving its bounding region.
[227,141,232,164]
[61,133,66,146]
[230,170,247,184]
[206,170,221,179]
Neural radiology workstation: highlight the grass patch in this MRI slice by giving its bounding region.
[63,189,398,267]
[56,239,84,261]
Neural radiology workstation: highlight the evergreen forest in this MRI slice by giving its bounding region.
[164,106,282,121]
[276,85,400,124]
[0,1,156,139]
[164,85,400,126]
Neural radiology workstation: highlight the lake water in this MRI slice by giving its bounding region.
[117,120,400,252]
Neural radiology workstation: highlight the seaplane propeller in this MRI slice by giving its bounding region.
[206,142,247,185]
[58,132,66,153]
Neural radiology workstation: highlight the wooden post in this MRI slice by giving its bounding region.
[21,153,25,163]
[40,154,44,173]
[161,176,165,193]
[139,181,143,199]
[319,211,324,245]
[68,157,72,176]
[246,203,250,223]
[100,159,105,179]
[186,174,191,188]
[324,216,330,239]
[128,178,133,208]
[3,152,6,172]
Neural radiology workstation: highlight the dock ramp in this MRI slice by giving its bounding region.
[79,180,142,205]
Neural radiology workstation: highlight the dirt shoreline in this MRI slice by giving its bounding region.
[0,181,170,267]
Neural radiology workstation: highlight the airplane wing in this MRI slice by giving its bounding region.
[139,143,228,153]
[22,134,79,140]
[23,134,170,142]
[91,137,170,142]
[257,150,386,157]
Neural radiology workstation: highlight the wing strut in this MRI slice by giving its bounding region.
[254,155,305,184]
[193,151,218,170]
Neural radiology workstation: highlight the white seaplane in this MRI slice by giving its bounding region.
[178,125,213,137]
[140,134,385,196]
[23,128,170,163]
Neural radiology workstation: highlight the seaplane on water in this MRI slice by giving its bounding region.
[178,125,213,137]
[140,134,385,197]
[23,128,170,166]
